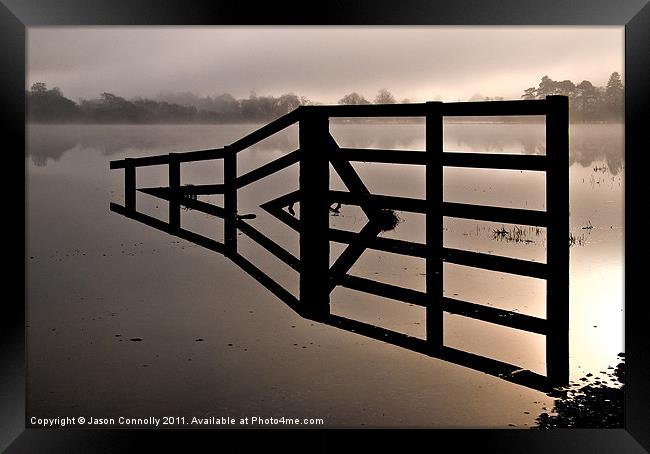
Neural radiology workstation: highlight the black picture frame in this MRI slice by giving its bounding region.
[3,0,648,450]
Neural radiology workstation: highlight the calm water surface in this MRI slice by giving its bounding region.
[27,122,623,427]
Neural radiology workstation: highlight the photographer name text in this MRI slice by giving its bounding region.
[29,416,324,427]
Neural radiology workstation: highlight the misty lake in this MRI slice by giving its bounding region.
[26,121,623,427]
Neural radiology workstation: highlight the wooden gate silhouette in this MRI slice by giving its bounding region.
[110,96,569,391]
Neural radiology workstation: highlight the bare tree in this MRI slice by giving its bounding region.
[338,92,370,105]
[374,88,396,104]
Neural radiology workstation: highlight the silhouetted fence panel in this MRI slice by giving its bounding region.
[110,96,569,389]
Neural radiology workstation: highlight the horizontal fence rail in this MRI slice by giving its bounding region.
[442,99,550,116]
[338,148,428,165]
[441,152,549,171]
[110,147,228,169]
[110,96,569,390]
[139,184,227,196]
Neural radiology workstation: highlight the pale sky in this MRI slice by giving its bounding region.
[27,26,624,103]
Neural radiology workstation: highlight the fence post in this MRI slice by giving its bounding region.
[124,158,136,211]
[426,101,444,350]
[546,95,570,385]
[299,108,330,319]
[224,146,237,256]
[169,152,181,231]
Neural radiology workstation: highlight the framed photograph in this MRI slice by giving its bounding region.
[4,0,649,450]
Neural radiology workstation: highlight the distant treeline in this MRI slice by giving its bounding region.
[521,73,624,122]
[26,83,307,124]
[27,73,624,124]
